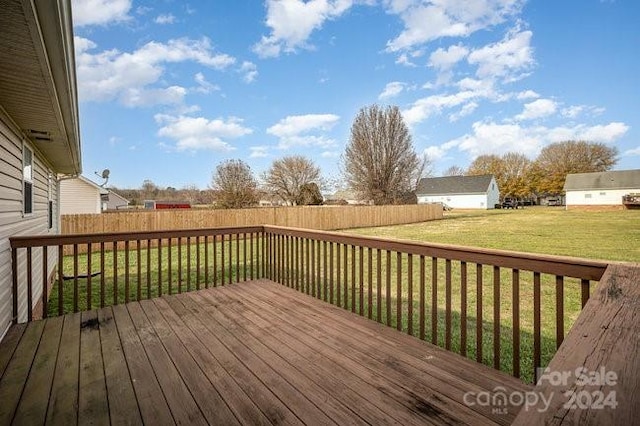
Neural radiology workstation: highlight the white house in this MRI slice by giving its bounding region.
[0,0,80,337]
[60,176,109,214]
[416,175,500,209]
[564,169,640,209]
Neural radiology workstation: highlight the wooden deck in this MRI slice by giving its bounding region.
[0,279,531,425]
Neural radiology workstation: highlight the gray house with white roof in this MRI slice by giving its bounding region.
[416,175,500,209]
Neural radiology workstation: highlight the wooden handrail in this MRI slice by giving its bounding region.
[264,225,609,281]
[10,223,619,384]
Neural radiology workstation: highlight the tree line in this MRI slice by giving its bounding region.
[446,140,618,199]
[112,105,618,208]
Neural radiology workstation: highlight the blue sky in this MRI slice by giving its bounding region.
[72,0,639,190]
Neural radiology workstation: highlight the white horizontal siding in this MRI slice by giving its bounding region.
[60,178,101,214]
[418,193,492,209]
[566,189,640,206]
[0,110,58,340]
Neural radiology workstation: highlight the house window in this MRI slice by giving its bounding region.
[23,145,34,215]
[585,194,592,199]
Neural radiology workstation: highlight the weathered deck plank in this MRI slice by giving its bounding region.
[97,306,142,426]
[0,320,45,424]
[12,317,62,425]
[78,310,110,426]
[0,278,537,425]
[46,312,81,425]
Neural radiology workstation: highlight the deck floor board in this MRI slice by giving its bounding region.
[0,279,531,425]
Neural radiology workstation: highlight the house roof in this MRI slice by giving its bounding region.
[75,176,109,195]
[108,190,129,204]
[563,169,640,191]
[416,175,495,195]
[0,0,81,174]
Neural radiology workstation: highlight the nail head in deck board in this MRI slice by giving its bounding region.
[0,321,46,424]
[159,295,299,426]
[513,264,640,426]
[150,298,273,426]
[12,317,62,425]
[46,312,81,425]
[138,299,240,425]
[126,302,208,426]
[79,310,110,425]
[97,307,143,426]
[237,283,520,424]
[111,304,175,425]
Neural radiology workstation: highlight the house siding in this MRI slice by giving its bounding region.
[60,178,102,214]
[418,193,493,209]
[0,110,58,339]
[416,176,500,209]
[566,189,639,206]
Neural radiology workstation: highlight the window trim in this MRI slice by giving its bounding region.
[22,143,34,216]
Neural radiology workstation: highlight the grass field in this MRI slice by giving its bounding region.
[347,206,640,262]
[49,207,639,383]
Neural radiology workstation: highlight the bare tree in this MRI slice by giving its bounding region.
[532,141,618,195]
[442,165,465,176]
[344,105,421,205]
[262,155,322,205]
[211,159,258,209]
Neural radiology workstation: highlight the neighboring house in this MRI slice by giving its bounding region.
[0,0,80,336]
[60,176,109,214]
[416,175,500,209]
[325,190,371,205]
[105,190,130,210]
[564,169,640,209]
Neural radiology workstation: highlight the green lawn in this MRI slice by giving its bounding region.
[346,206,640,262]
[48,207,639,384]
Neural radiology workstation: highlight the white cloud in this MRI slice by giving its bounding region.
[449,101,478,122]
[396,53,417,67]
[385,0,524,52]
[516,90,539,100]
[239,62,258,83]
[402,90,479,125]
[379,82,405,99]
[467,28,534,81]
[155,14,176,24]
[515,98,557,121]
[253,0,354,57]
[155,114,252,151]
[193,73,219,94]
[122,86,187,107]
[250,146,270,158]
[561,105,605,119]
[267,114,340,149]
[577,122,629,142]
[75,37,235,106]
[428,44,469,70]
[624,146,640,156]
[72,0,132,26]
[445,120,629,159]
[321,151,340,158]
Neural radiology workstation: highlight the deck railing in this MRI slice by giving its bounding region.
[10,225,610,383]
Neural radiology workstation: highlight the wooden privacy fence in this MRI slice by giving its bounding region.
[11,224,611,384]
[61,204,442,235]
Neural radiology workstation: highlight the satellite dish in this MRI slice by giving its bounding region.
[95,169,110,186]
